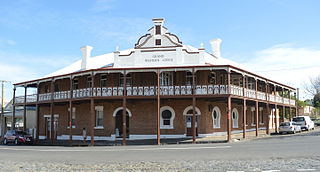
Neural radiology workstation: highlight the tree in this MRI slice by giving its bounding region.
[314,93,320,108]
[305,75,320,107]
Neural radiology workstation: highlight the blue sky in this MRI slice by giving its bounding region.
[1,0,320,101]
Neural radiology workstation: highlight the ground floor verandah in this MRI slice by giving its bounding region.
[17,96,297,145]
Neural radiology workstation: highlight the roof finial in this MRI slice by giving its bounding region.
[152,18,164,26]
[200,43,204,49]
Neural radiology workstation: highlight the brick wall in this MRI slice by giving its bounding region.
[38,98,270,138]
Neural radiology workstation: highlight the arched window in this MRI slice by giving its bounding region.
[160,106,175,129]
[232,108,239,128]
[212,106,221,128]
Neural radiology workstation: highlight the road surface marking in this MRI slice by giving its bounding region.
[0,145,231,152]
[297,169,316,171]
[262,170,280,172]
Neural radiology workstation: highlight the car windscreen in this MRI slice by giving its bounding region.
[293,117,305,122]
[280,122,290,126]
[16,131,28,135]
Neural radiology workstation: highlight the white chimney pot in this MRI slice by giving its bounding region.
[80,45,93,70]
[210,38,222,58]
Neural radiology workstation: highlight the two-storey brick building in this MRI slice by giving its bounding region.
[13,18,297,145]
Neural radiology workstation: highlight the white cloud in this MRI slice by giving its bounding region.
[243,43,320,100]
[90,0,116,12]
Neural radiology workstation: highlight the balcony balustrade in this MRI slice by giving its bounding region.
[15,84,296,106]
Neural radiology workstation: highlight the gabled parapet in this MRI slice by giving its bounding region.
[114,18,205,68]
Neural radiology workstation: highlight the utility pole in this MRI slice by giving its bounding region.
[0,80,10,137]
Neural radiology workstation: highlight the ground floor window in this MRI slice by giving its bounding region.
[259,107,264,124]
[232,108,239,128]
[251,107,256,126]
[212,106,221,128]
[95,106,104,128]
[160,106,175,129]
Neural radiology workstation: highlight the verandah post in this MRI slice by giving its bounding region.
[227,70,231,142]
[90,71,95,146]
[12,87,16,130]
[157,69,161,145]
[122,70,127,145]
[69,74,73,145]
[192,68,196,143]
[23,86,27,131]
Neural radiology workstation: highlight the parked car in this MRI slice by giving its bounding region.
[279,121,302,134]
[292,116,315,131]
[2,130,34,145]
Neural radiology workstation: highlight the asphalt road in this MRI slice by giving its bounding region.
[1,129,320,171]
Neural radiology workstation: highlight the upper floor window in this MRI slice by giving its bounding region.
[100,74,107,87]
[44,85,50,93]
[208,71,216,85]
[232,75,241,86]
[120,73,132,87]
[72,78,79,90]
[87,76,92,88]
[247,78,255,90]
[186,72,193,86]
[54,83,59,92]
[155,25,161,35]
[160,72,174,86]
[155,39,161,46]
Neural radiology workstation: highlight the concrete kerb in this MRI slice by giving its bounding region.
[2,128,318,146]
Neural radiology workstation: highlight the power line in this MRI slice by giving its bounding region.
[254,65,320,72]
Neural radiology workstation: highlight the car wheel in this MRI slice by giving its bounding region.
[3,138,7,145]
[14,139,19,145]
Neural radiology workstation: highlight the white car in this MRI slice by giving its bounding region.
[292,116,315,131]
[279,122,302,134]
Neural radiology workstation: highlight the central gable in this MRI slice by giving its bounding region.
[135,18,182,49]
[113,18,206,68]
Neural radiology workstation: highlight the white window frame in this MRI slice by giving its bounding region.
[212,106,221,128]
[232,108,239,128]
[160,106,175,129]
[186,71,193,86]
[95,106,104,129]
[160,72,174,86]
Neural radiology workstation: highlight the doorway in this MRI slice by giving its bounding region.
[185,115,198,136]
[183,106,201,137]
[115,110,129,138]
[44,115,59,140]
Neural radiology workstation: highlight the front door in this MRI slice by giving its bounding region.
[44,116,59,140]
[115,110,129,138]
[45,117,51,140]
[186,116,198,136]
